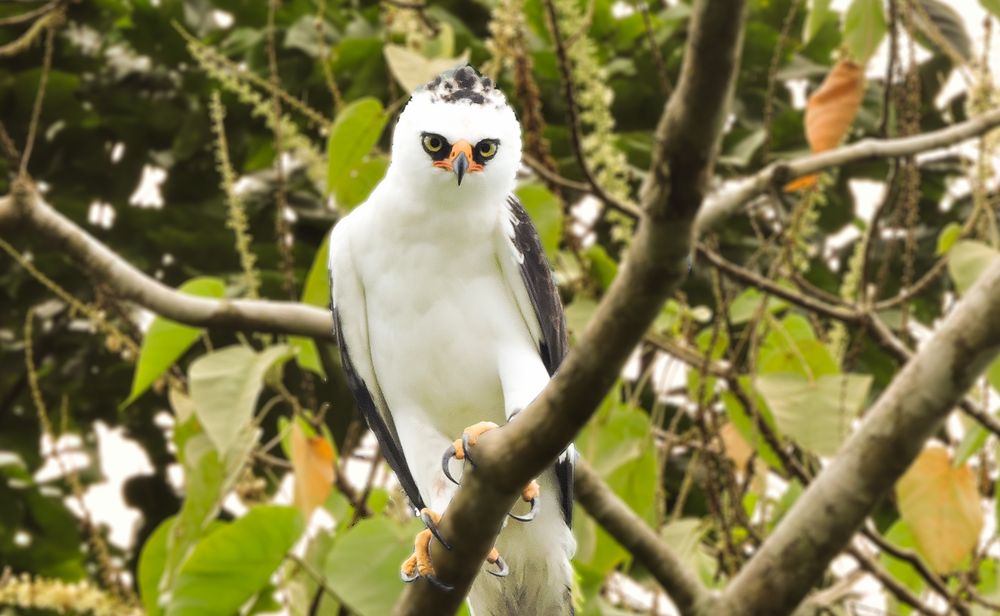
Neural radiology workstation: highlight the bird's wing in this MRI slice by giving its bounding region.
[328,220,427,513]
[499,195,574,525]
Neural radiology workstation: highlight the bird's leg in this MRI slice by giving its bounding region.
[400,507,508,589]
[441,421,541,522]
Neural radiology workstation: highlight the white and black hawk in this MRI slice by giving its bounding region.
[328,65,575,615]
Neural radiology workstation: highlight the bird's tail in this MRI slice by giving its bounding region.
[466,472,575,616]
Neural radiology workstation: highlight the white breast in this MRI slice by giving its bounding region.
[350,193,535,437]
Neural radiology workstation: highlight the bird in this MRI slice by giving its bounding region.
[328,65,575,615]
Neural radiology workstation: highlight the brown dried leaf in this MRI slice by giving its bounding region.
[720,422,754,473]
[895,446,983,573]
[785,59,865,192]
[291,420,336,515]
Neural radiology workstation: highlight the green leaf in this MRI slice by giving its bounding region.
[759,314,838,379]
[138,515,175,615]
[188,344,293,454]
[955,422,989,466]
[585,245,618,291]
[880,521,925,601]
[755,373,872,456]
[323,516,423,616]
[167,506,304,616]
[334,156,389,210]
[988,357,1000,395]
[290,235,332,377]
[326,98,388,206]
[728,288,789,324]
[162,408,255,592]
[982,0,1000,19]
[935,222,962,255]
[913,0,972,61]
[804,0,835,43]
[948,240,999,294]
[574,392,657,573]
[843,0,887,63]
[718,128,766,168]
[123,277,225,407]
[383,45,470,93]
[515,183,564,259]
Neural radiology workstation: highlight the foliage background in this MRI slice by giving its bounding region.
[1,0,999,614]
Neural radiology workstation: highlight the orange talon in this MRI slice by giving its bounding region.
[522,480,540,503]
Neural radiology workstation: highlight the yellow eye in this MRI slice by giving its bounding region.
[422,135,443,153]
[478,141,498,158]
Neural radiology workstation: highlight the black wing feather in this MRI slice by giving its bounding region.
[507,195,574,525]
[333,307,427,513]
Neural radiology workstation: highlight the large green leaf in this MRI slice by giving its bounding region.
[573,393,657,574]
[879,520,925,613]
[383,44,470,93]
[167,505,305,616]
[323,516,423,616]
[843,0,887,63]
[759,314,838,379]
[515,182,564,259]
[138,515,174,615]
[123,277,225,407]
[913,0,972,61]
[290,235,332,377]
[334,156,389,210]
[188,344,292,454]
[161,401,258,595]
[755,373,872,456]
[804,0,835,43]
[948,240,999,294]
[326,98,389,207]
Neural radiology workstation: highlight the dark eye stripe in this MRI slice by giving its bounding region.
[473,139,500,165]
[420,132,450,161]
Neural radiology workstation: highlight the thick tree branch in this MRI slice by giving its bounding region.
[718,258,1000,615]
[696,107,1000,232]
[394,0,747,613]
[0,188,333,339]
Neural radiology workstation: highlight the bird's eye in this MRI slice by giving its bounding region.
[477,141,498,158]
[422,135,443,153]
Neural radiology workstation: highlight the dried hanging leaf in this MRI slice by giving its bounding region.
[785,60,865,191]
[895,446,983,573]
[719,422,754,473]
[291,421,336,515]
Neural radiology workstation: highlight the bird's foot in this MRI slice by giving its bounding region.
[399,508,508,589]
[400,508,453,591]
[441,421,541,522]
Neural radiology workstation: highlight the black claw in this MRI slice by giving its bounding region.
[508,496,540,522]
[401,568,419,583]
[461,432,478,467]
[441,447,460,485]
[421,510,452,551]
[487,556,509,578]
[426,574,455,592]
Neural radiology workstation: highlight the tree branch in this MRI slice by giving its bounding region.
[0,188,333,339]
[696,107,1000,232]
[718,258,1000,615]
[394,0,748,613]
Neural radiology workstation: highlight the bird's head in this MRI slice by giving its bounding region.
[389,65,522,203]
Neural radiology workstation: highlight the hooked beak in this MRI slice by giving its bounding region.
[453,151,469,186]
[432,140,483,186]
